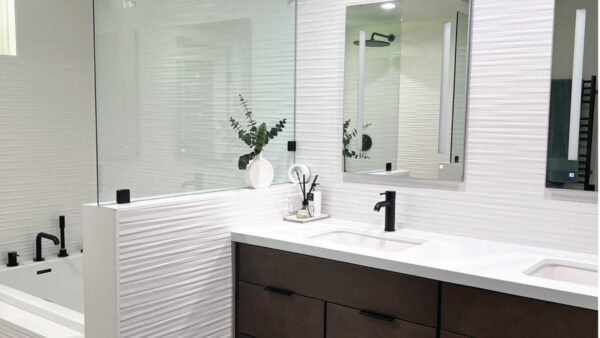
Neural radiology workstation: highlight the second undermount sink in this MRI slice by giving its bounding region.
[309,231,423,252]
[525,260,598,287]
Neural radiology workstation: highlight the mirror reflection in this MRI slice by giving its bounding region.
[342,0,470,182]
[546,0,597,191]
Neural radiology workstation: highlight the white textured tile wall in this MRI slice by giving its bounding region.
[295,0,598,254]
[84,184,293,338]
[0,0,95,263]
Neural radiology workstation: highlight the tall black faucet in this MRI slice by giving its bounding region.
[34,233,60,262]
[374,191,396,232]
[58,216,68,257]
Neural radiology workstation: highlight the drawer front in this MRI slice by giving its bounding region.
[326,303,436,338]
[237,281,324,338]
[237,243,438,326]
[441,283,598,338]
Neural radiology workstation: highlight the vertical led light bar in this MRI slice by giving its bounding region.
[357,29,366,148]
[568,9,586,161]
[438,21,452,154]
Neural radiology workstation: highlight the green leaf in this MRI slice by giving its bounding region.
[254,123,267,153]
[242,134,252,146]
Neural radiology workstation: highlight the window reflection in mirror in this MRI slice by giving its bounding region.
[342,0,470,182]
[0,0,17,56]
[546,0,597,191]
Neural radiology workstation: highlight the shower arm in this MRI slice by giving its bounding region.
[371,32,393,41]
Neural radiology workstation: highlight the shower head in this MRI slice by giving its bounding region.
[354,32,395,47]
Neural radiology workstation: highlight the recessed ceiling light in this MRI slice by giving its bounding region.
[381,3,396,10]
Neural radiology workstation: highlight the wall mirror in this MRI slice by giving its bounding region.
[546,0,597,192]
[342,0,471,186]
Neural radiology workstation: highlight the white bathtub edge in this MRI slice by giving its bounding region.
[0,283,84,334]
[0,300,83,338]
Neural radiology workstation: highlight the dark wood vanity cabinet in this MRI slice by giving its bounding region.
[441,283,598,338]
[235,243,597,338]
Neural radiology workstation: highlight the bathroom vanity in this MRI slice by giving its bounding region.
[232,220,598,338]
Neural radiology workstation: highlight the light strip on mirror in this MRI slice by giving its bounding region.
[357,29,366,148]
[568,9,586,161]
[438,21,452,154]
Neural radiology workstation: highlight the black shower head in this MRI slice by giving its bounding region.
[354,32,395,47]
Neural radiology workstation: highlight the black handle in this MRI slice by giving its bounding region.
[263,286,293,297]
[359,310,394,322]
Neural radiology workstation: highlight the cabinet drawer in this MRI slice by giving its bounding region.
[237,243,438,326]
[326,303,436,338]
[441,283,597,338]
[237,281,324,338]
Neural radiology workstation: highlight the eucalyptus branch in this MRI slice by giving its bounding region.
[343,118,371,159]
[230,94,287,169]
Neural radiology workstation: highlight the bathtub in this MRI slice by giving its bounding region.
[0,254,84,337]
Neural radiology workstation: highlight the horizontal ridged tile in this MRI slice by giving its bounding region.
[0,0,95,264]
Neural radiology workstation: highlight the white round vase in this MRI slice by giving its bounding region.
[245,153,274,189]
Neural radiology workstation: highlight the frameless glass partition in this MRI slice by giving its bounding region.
[94,0,296,204]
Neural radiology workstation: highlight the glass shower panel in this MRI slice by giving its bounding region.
[94,0,296,203]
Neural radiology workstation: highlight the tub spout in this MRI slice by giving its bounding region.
[34,232,60,262]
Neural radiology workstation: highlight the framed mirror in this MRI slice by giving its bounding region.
[546,0,597,193]
[342,0,471,186]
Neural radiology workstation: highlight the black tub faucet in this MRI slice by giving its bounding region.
[34,232,60,262]
[58,216,68,257]
[374,191,396,232]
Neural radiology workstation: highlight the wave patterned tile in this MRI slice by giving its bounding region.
[113,185,291,337]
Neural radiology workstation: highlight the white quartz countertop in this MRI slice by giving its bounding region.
[231,218,598,310]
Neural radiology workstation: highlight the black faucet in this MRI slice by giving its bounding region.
[374,191,396,232]
[34,232,60,262]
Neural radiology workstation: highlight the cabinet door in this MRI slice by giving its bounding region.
[238,243,438,326]
[237,281,324,338]
[441,283,598,338]
[326,303,436,338]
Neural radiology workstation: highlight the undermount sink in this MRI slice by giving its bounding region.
[309,231,423,252]
[525,260,598,287]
